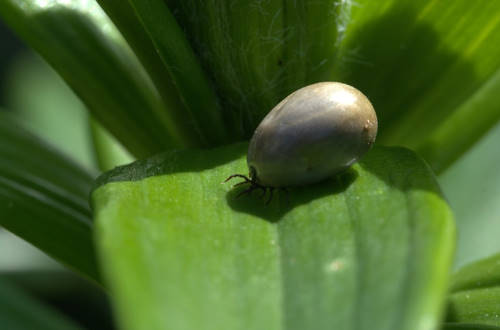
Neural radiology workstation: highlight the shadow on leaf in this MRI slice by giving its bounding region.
[335,4,477,146]
[225,168,358,223]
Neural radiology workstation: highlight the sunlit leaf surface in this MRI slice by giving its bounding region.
[93,144,454,330]
[332,0,500,172]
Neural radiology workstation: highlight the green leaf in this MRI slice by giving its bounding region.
[0,0,190,157]
[446,288,500,327]
[92,144,455,330]
[0,112,99,282]
[331,0,500,172]
[443,324,500,330]
[418,69,500,172]
[445,254,500,327]
[282,0,346,94]
[438,93,500,330]
[96,0,229,146]
[89,118,134,172]
[4,53,97,172]
[451,253,500,293]
[163,0,500,170]
[0,277,83,330]
[118,0,228,145]
[165,0,350,135]
[438,122,500,269]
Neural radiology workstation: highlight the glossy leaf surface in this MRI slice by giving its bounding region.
[93,144,455,330]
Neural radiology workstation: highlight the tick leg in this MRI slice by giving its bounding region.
[280,187,290,206]
[223,174,252,188]
[224,174,250,183]
[232,180,251,188]
[265,188,275,205]
[236,185,258,198]
[258,187,267,199]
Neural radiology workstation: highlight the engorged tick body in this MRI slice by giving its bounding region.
[225,82,378,202]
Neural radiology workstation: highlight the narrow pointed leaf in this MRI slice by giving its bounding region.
[224,0,284,123]
[89,118,134,172]
[447,288,500,327]
[92,144,454,330]
[0,0,189,157]
[121,0,229,145]
[418,68,500,172]
[282,0,347,93]
[331,0,500,172]
[445,254,500,327]
[5,53,97,172]
[443,324,500,330]
[96,0,224,147]
[0,113,99,282]
[0,278,83,330]
[165,0,285,134]
[451,253,500,293]
[165,0,350,134]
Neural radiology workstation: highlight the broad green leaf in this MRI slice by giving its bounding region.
[92,144,455,330]
[0,0,191,157]
[0,277,83,330]
[439,122,500,269]
[0,112,99,282]
[332,0,500,172]
[444,254,500,327]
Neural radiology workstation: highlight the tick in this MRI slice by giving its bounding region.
[225,82,378,203]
